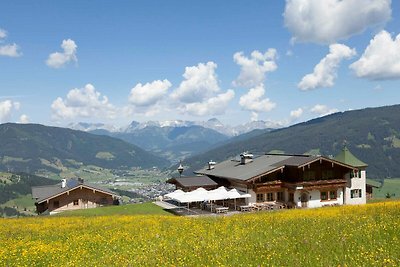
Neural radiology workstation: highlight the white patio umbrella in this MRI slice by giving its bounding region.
[164,189,185,199]
[205,186,229,211]
[227,188,251,210]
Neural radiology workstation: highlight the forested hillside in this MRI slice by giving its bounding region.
[183,105,400,179]
[0,123,169,173]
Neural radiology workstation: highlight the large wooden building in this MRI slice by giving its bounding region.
[32,178,119,214]
[181,148,368,208]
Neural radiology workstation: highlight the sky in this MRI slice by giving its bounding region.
[0,0,399,128]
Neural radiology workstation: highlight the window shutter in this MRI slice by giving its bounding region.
[359,189,362,198]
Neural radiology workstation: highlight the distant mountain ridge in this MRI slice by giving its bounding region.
[0,123,169,173]
[68,119,275,161]
[89,125,230,162]
[182,105,400,179]
[68,118,276,137]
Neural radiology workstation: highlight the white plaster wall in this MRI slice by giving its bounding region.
[344,170,366,205]
[247,189,257,204]
[294,189,344,208]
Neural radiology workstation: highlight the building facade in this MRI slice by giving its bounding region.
[192,149,367,208]
[32,178,119,214]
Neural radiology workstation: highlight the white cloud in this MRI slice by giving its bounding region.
[171,62,220,103]
[350,30,400,80]
[51,84,117,120]
[13,101,20,110]
[129,79,171,107]
[0,28,6,39]
[18,114,29,124]
[298,44,356,90]
[290,108,303,119]
[0,100,20,122]
[239,83,276,119]
[180,90,235,116]
[46,39,77,68]
[284,0,392,44]
[310,104,339,116]
[0,44,21,57]
[233,49,277,88]
[0,28,22,57]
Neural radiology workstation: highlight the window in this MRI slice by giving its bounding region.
[329,190,337,200]
[73,199,79,206]
[266,192,274,201]
[351,170,362,178]
[53,200,59,208]
[320,191,328,200]
[256,193,264,202]
[351,189,362,198]
[277,191,284,201]
[289,193,294,202]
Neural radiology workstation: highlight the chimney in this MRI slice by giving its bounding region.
[78,178,84,184]
[240,152,253,165]
[61,179,66,188]
[208,160,216,170]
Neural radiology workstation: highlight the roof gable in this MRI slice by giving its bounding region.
[195,153,357,182]
[334,147,368,168]
[32,179,118,204]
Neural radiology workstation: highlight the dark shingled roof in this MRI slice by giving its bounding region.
[169,176,218,188]
[195,154,353,181]
[32,179,118,203]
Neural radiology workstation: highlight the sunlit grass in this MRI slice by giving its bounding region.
[0,201,399,266]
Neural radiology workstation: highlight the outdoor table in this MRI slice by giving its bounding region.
[215,207,229,214]
[240,205,251,211]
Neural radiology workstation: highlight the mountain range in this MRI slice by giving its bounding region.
[68,118,274,161]
[68,118,276,137]
[1,104,399,179]
[181,105,400,179]
[0,123,169,174]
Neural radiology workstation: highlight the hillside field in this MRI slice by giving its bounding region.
[372,178,400,199]
[0,202,399,266]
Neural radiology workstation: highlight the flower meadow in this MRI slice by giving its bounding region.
[1,201,399,266]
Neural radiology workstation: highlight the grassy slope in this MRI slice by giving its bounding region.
[56,202,171,217]
[0,201,399,266]
[373,178,400,198]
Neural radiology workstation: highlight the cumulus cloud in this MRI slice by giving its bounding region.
[298,44,356,90]
[0,28,22,57]
[18,114,29,124]
[239,83,276,120]
[290,108,303,119]
[46,39,77,68]
[180,90,235,116]
[0,44,21,57]
[0,100,20,122]
[350,30,400,80]
[284,0,392,44]
[171,62,220,103]
[129,79,171,107]
[0,28,6,39]
[51,84,117,120]
[232,49,277,88]
[310,104,339,116]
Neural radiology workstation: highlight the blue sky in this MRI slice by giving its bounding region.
[0,0,399,127]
